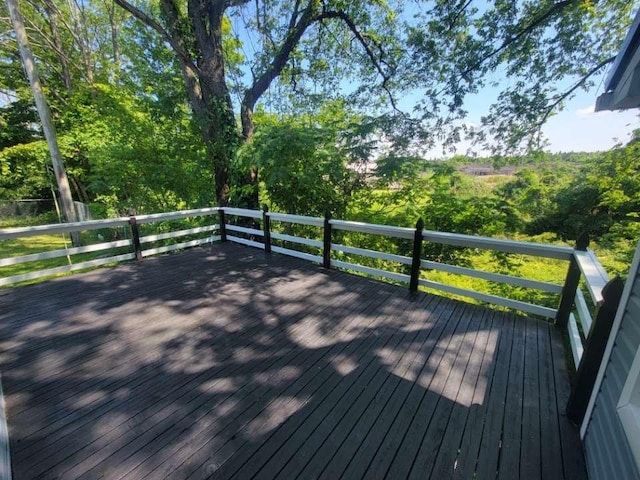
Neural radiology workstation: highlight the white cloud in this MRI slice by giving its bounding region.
[576,104,595,117]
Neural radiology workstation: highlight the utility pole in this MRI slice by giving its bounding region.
[6,0,79,245]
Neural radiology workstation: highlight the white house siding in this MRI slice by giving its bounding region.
[584,267,640,480]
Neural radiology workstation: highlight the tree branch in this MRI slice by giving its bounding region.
[448,0,474,32]
[241,3,404,133]
[463,0,575,79]
[113,0,199,74]
[321,10,400,112]
[537,55,616,129]
[253,0,277,50]
[242,0,319,113]
[288,0,302,32]
[437,0,577,100]
[225,0,251,7]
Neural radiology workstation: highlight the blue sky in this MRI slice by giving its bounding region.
[389,78,639,157]
[230,2,639,157]
[541,91,638,152]
[440,86,638,156]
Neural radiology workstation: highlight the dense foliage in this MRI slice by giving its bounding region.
[1,0,634,210]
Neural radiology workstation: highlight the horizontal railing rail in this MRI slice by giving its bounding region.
[0,217,131,240]
[0,205,623,429]
[422,229,574,260]
[0,206,611,362]
[0,207,221,287]
[216,209,607,348]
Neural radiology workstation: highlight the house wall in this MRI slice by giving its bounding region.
[583,265,640,480]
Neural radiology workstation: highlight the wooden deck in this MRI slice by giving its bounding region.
[0,243,587,479]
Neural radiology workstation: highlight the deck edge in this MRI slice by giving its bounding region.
[0,374,11,480]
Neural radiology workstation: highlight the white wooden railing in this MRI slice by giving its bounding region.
[0,206,613,369]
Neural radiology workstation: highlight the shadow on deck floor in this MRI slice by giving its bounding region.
[0,243,586,479]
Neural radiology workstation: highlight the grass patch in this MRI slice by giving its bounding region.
[0,233,132,287]
[0,215,132,287]
[0,212,59,229]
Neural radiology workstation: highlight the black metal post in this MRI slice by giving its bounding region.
[566,276,624,425]
[556,233,589,329]
[410,218,424,293]
[263,205,271,253]
[323,212,332,269]
[128,210,142,261]
[218,208,227,242]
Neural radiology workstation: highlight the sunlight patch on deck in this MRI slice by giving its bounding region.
[331,353,359,376]
[245,395,310,437]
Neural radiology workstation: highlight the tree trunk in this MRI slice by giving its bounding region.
[240,102,259,209]
[42,0,72,93]
[158,0,239,206]
[106,0,121,84]
[6,0,79,244]
[113,0,326,211]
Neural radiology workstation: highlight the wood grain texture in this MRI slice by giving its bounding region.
[0,243,586,479]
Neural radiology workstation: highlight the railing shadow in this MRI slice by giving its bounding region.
[0,243,585,479]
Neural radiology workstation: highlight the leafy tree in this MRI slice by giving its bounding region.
[0,83,209,215]
[109,0,632,208]
[237,104,366,217]
[0,99,40,149]
[0,141,51,200]
[1,0,214,216]
[495,142,640,244]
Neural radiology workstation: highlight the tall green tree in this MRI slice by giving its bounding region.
[5,0,78,241]
[110,0,633,209]
[1,0,208,215]
[237,103,369,216]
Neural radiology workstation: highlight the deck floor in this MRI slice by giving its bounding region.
[0,243,586,479]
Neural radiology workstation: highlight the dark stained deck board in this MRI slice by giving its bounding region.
[381,301,479,479]
[551,320,589,480]
[13,265,340,416]
[30,287,386,480]
[0,243,588,479]
[352,301,472,480]
[497,310,526,480]
[474,312,516,479]
[272,296,450,480]
[89,282,411,480]
[427,307,496,479]
[12,270,356,472]
[315,299,466,480]
[537,320,565,480]
[450,311,504,480]
[222,295,452,480]
[234,297,438,480]
[26,266,395,479]
[405,305,488,479]
[520,312,542,479]
[217,296,456,480]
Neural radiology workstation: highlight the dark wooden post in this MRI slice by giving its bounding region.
[128,209,142,261]
[410,218,424,293]
[556,233,589,329]
[218,208,227,242]
[566,276,624,425]
[323,212,332,269]
[263,205,271,253]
